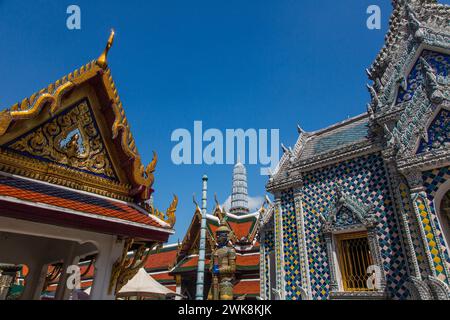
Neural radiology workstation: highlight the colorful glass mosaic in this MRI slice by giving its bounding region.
[413,195,448,282]
[396,50,450,104]
[398,182,429,277]
[418,108,450,154]
[281,189,303,300]
[263,229,275,298]
[298,153,409,299]
[422,166,450,283]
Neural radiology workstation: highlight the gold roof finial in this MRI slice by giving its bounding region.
[97,29,115,69]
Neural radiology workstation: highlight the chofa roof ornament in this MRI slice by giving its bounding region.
[97,29,115,69]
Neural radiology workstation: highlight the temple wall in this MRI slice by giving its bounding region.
[278,153,410,299]
[422,166,450,282]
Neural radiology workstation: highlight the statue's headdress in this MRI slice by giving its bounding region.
[216,218,231,234]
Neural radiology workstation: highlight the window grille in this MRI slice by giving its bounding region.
[336,232,374,291]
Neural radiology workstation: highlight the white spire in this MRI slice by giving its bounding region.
[230,161,249,215]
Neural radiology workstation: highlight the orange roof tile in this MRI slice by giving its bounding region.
[146,248,178,271]
[151,272,175,282]
[227,220,255,240]
[234,280,259,295]
[0,176,168,229]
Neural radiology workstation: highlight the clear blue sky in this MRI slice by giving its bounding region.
[2,1,448,242]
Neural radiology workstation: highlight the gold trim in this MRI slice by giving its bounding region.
[0,82,74,136]
[96,29,115,69]
[336,231,374,292]
[109,238,154,295]
[0,147,132,201]
[0,32,158,194]
[145,195,178,228]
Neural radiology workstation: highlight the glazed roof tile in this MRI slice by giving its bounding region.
[145,246,179,271]
[0,175,170,230]
[298,114,369,160]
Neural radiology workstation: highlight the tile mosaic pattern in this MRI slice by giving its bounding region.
[414,195,447,281]
[297,153,409,299]
[418,108,450,154]
[281,189,303,300]
[398,182,429,277]
[396,50,450,104]
[274,204,283,293]
[422,166,450,283]
[263,229,275,298]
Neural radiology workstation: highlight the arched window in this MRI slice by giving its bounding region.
[438,190,450,250]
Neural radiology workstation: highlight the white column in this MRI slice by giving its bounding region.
[90,237,124,300]
[55,243,78,300]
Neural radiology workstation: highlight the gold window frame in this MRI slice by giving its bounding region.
[336,231,374,292]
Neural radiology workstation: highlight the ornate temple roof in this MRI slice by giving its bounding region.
[268,0,450,191]
[145,244,179,272]
[367,0,450,113]
[0,31,158,203]
[0,31,177,237]
[169,253,260,274]
[368,0,446,81]
[297,114,370,161]
[270,113,373,184]
[0,174,173,239]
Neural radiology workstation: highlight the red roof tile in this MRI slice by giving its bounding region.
[227,220,255,240]
[0,176,168,229]
[173,253,259,273]
[234,280,259,295]
[146,248,178,270]
[151,272,175,281]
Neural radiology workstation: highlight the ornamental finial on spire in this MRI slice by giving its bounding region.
[97,29,115,69]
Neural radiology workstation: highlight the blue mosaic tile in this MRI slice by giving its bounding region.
[281,189,303,300]
[418,109,450,154]
[298,153,409,299]
[396,50,450,104]
[422,166,450,283]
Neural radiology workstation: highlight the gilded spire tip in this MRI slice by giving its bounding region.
[97,29,115,69]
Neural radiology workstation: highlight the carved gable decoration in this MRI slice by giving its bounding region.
[417,108,450,154]
[4,99,118,181]
[320,188,376,233]
[396,50,449,105]
[383,50,450,158]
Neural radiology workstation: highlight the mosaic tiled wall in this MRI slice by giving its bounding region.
[274,203,283,294]
[422,166,450,283]
[262,228,275,299]
[297,153,409,299]
[280,189,302,300]
[398,182,430,277]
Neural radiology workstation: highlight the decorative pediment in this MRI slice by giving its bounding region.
[4,99,118,181]
[382,50,449,159]
[396,51,449,105]
[0,31,159,201]
[417,107,450,154]
[320,187,377,233]
[367,2,450,116]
